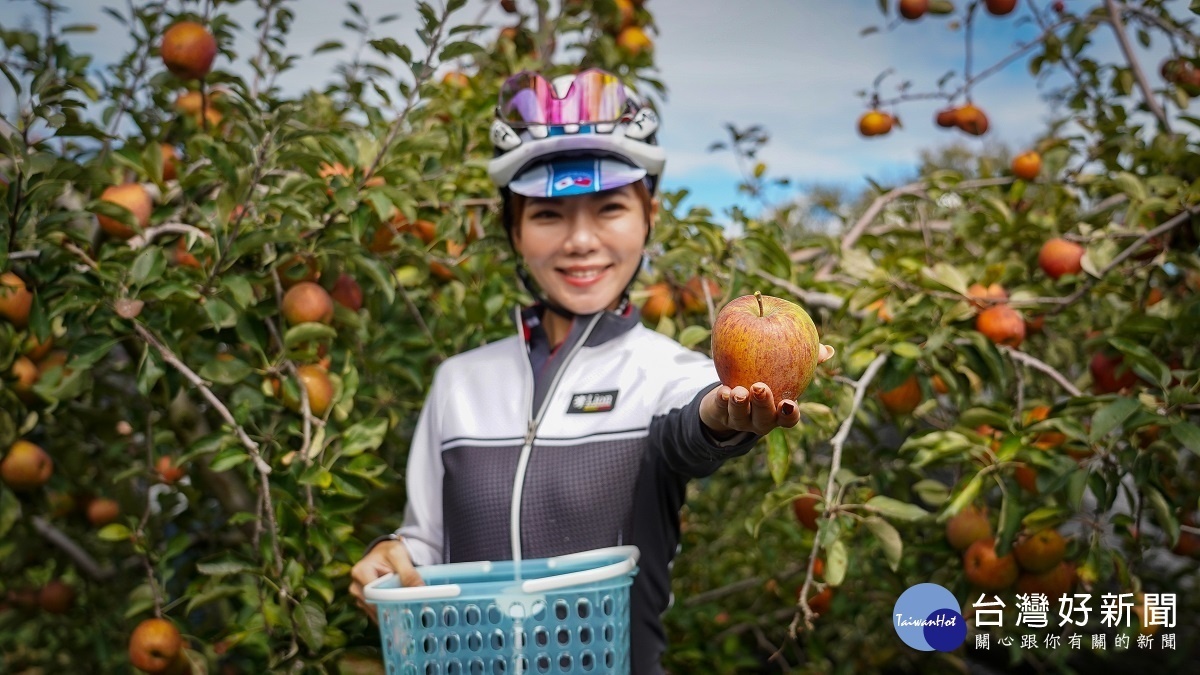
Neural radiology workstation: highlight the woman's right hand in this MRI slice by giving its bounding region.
[349,539,425,618]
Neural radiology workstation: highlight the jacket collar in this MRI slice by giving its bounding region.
[517,301,642,349]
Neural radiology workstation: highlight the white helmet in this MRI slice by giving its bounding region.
[487,69,665,200]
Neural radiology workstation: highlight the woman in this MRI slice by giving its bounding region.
[349,68,834,673]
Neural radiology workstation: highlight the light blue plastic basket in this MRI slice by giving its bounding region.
[364,546,640,675]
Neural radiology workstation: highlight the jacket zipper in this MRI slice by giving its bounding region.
[509,310,604,565]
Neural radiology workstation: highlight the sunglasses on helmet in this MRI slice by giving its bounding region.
[497,68,640,127]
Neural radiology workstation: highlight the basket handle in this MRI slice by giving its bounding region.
[521,546,640,593]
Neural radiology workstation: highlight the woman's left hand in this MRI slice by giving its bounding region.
[699,344,836,438]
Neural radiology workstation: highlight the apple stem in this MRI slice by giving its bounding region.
[754,291,763,317]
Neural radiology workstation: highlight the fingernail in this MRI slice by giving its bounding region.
[720,389,730,402]
[734,394,747,404]
[752,384,767,397]
[781,401,796,416]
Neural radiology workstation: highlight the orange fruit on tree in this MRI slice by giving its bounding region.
[963,537,1018,590]
[792,487,822,531]
[879,374,921,415]
[128,617,184,674]
[1012,529,1066,573]
[1,440,54,491]
[1038,237,1084,279]
[679,276,720,315]
[282,282,334,325]
[967,282,1007,310]
[1023,405,1066,449]
[985,0,1018,16]
[954,104,989,135]
[11,355,39,401]
[156,456,186,485]
[899,0,929,20]
[934,107,958,128]
[86,498,120,527]
[283,364,335,416]
[160,144,179,181]
[22,332,53,361]
[976,304,1025,347]
[945,505,992,551]
[616,26,652,55]
[1090,350,1138,394]
[640,282,676,323]
[858,110,895,137]
[174,90,223,127]
[1011,150,1042,181]
[0,272,34,328]
[1015,561,1075,599]
[161,21,218,80]
[97,183,153,239]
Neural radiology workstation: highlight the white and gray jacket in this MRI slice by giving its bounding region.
[387,304,759,674]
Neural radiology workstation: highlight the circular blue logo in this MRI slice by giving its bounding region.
[892,583,966,652]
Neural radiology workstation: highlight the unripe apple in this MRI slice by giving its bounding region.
[711,292,821,403]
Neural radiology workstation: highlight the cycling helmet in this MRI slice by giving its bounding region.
[489,68,665,204]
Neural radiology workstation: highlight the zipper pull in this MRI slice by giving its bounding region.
[524,419,537,445]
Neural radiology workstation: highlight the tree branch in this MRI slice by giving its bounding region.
[751,269,852,314]
[1052,208,1196,311]
[999,346,1083,398]
[131,322,272,475]
[791,353,888,638]
[1104,0,1171,132]
[126,223,211,250]
[31,515,114,581]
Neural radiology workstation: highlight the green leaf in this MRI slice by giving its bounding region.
[186,585,242,614]
[359,257,396,306]
[97,523,132,541]
[341,418,388,457]
[825,540,848,587]
[1192,0,1200,15]
[204,299,239,330]
[293,601,327,651]
[922,262,969,296]
[196,557,254,576]
[1114,171,1147,202]
[313,40,344,54]
[1021,507,1070,531]
[299,465,333,488]
[939,474,983,523]
[864,517,902,572]
[1089,397,1139,443]
[0,490,20,538]
[913,479,950,507]
[766,428,789,486]
[1146,487,1179,548]
[210,447,249,472]
[284,323,337,348]
[198,357,254,386]
[866,495,929,521]
[891,342,922,360]
[130,247,166,286]
[1171,421,1200,456]
[677,325,710,349]
[439,41,485,60]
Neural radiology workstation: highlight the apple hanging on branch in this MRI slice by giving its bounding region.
[711,292,821,403]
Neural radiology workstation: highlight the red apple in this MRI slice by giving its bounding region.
[129,617,184,673]
[711,292,821,403]
[1,440,53,491]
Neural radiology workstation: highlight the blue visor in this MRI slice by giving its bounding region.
[508,157,647,198]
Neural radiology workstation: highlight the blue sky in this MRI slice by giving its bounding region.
[0,1,1179,216]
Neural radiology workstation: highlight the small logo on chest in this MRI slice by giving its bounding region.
[567,390,619,414]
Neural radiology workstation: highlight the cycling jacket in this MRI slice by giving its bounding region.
[390,303,759,674]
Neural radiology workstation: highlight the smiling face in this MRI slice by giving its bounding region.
[511,183,654,316]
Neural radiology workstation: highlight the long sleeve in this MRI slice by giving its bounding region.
[648,349,759,478]
[394,368,446,566]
